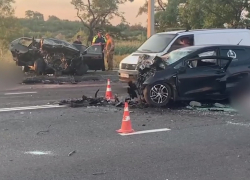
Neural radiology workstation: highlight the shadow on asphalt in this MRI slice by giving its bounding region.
[20,70,119,85]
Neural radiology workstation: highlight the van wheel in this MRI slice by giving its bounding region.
[143,82,172,107]
[34,58,45,75]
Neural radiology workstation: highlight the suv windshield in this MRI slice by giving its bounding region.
[137,34,176,53]
[165,48,194,65]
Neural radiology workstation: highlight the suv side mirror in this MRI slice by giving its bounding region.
[178,66,186,73]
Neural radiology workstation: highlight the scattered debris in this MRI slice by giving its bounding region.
[115,101,123,107]
[114,94,119,103]
[58,88,148,109]
[36,125,51,135]
[186,106,194,110]
[189,101,202,107]
[22,78,42,84]
[214,103,226,108]
[208,108,224,112]
[95,89,100,98]
[42,80,55,84]
[68,150,76,156]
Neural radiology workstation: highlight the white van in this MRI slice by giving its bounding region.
[118,29,250,82]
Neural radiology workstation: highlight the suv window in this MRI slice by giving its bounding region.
[220,48,246,61]
[137,34,176,53]
[220,48,247,66]
[189,50,217,68]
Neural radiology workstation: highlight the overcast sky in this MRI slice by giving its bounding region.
[14,0,147,26]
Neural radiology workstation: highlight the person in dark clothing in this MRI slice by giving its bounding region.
[92,31,106,71]
[73,35,82,44]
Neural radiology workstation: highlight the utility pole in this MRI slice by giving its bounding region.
[147,0,155,38]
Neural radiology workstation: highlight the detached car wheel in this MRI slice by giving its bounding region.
[143,82,172,107]
[34,58,45,75]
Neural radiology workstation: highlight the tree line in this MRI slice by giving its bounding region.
[138,0,250,32]
[18,14,146,42]
[1,0,250,56]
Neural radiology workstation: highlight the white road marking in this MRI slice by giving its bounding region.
[227,121,250,127]
[119,128,171,136]
[0,104,66,112]
[24,151,53,155]
[4,91,37,95]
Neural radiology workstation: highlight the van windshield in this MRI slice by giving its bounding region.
[137,34,176,53]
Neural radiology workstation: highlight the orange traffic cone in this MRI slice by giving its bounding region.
[105,79,114,100]
[116,102,134,133]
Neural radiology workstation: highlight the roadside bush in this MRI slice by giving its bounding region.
[114,40,142,55]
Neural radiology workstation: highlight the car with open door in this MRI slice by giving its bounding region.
[136,45,250,107]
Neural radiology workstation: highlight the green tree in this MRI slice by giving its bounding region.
[137,0,186,31]
[179,0,250,29]
[48,15,60,21]
[71,0,126,45]
[0,0,21,56]
[25,10,44,21]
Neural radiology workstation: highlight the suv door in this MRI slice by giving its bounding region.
[82,45,103,70]
[176,55,232,97]
[219,47,250,88]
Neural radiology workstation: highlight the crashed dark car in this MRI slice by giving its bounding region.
[132,44,250,107]
[9,37,104,75]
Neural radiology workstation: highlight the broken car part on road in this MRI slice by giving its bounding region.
[58,89,148,109]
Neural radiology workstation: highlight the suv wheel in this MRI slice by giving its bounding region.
[143,82,172,107]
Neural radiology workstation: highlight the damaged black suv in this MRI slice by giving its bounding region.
[9,37,104,75]
[136,45,250,107]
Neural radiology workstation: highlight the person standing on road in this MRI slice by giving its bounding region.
[105,33,115,71]
[73,35,82,44]
[92,30,106,71]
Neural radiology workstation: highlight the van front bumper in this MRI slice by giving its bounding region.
[118,70,138,83]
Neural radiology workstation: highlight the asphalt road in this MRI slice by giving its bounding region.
[0,78,250,180]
